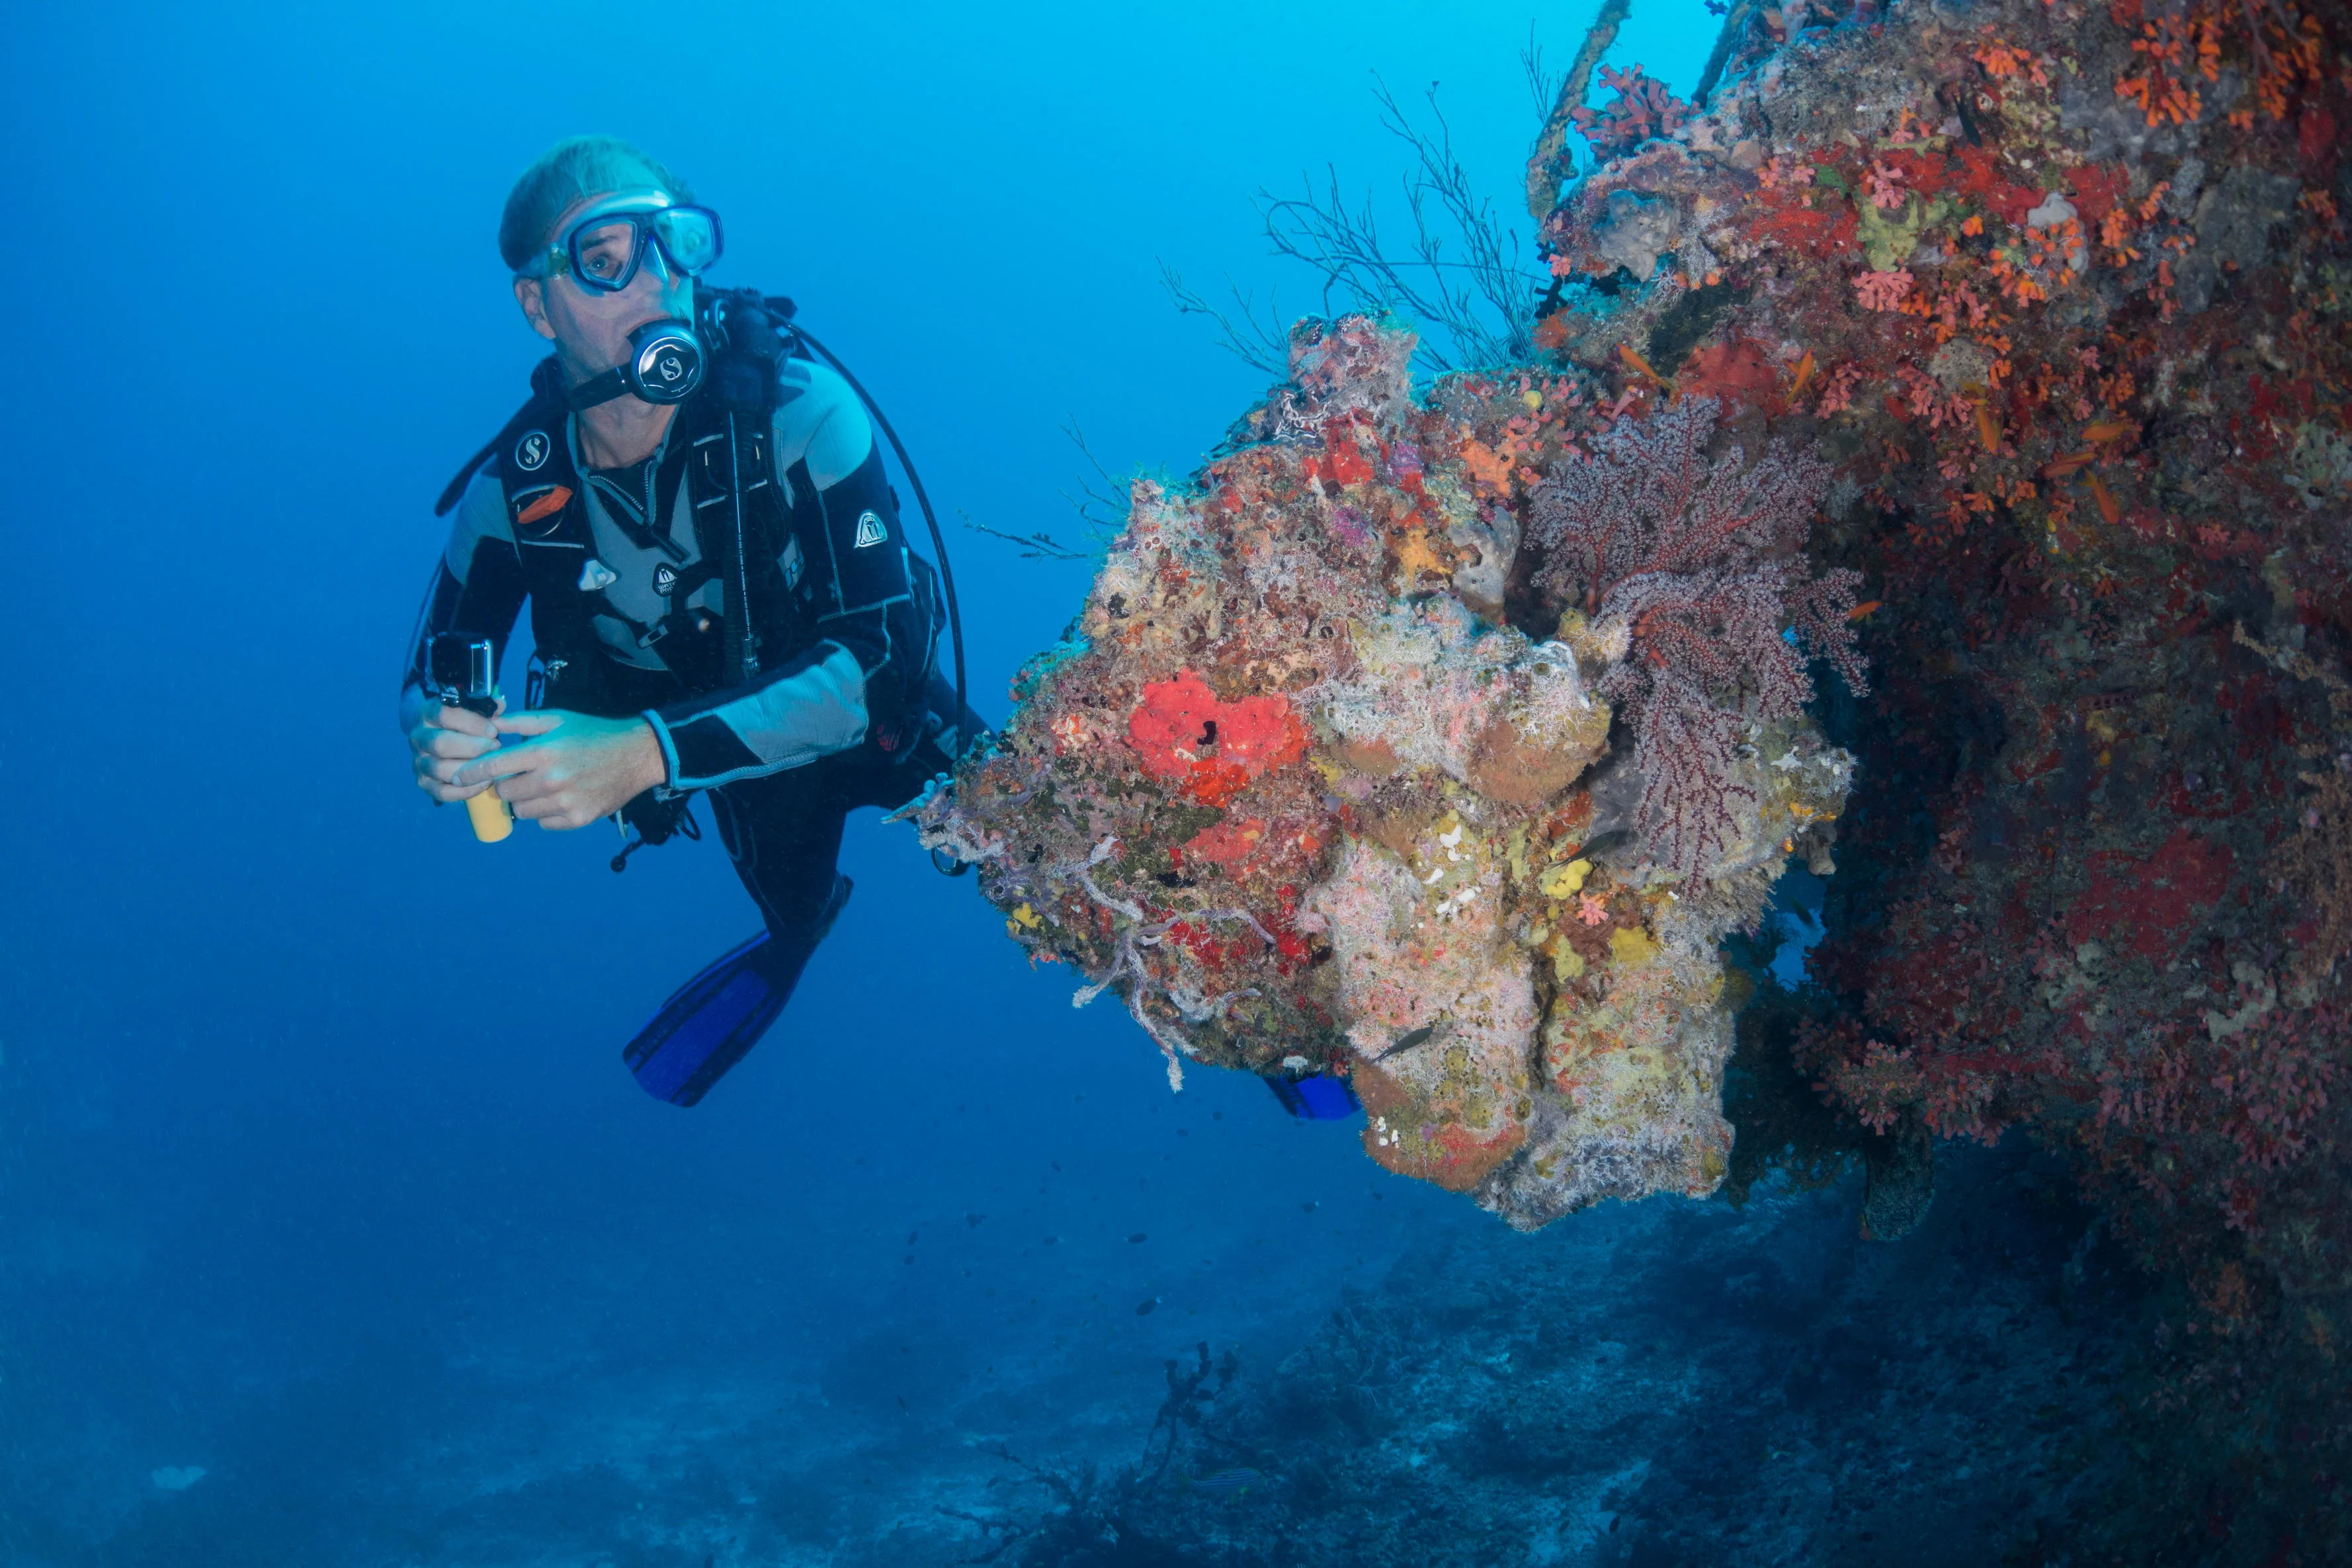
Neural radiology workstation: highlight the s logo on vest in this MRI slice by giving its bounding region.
[515,431,552,472]
[852,511,888,549]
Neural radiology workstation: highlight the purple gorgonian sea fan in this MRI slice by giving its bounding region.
[1527,396,1868,875]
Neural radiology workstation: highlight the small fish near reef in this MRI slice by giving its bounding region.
[1186,1467,1264,1499]
[1372,1025,1435,1062]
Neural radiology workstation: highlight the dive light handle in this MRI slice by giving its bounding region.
[464,786,514,843]
[445,691,513,844]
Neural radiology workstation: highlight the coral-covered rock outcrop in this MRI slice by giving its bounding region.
[917,320,1859,1227]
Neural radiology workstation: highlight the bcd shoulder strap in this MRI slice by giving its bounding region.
[435,357,570,516]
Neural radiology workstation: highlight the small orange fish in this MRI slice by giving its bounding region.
[1974,400,2001,453]
[2085,472,2123,524]
[1847,600,1884,622]
[2042,449,2099,479]
[1618,344,1668,387]
[2084,419,2132,443]
[1790,349,1818,397]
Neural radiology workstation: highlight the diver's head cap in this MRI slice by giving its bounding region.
[499,136,695,276]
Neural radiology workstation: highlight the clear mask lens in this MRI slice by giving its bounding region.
[571,220,645,288]
[651,208,722,274]
[561,206,724,293]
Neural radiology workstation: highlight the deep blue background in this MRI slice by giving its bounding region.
[0,2,1714,1555]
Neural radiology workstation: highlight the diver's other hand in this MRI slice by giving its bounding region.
[456,710,667,831]
[409,698,507,803]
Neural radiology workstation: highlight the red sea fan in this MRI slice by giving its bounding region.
[1528,396,1866,872]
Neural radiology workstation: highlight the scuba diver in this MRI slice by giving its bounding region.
[402,136,981,1107]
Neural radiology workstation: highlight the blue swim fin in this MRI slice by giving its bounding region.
[622,876,851,1106]
[1267,1073,1361,1120]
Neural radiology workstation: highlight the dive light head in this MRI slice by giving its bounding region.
[427,632,500,718]
[426,631,515,843]
[565,316,706,413]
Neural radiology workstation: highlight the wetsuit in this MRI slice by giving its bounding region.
[404,350,977,952]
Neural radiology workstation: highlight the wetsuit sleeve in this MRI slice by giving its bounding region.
[399,467,526,710]
[640,362,932,791]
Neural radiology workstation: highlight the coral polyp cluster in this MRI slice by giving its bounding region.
[918,319,1858,1226]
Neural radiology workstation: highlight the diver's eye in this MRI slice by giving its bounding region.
[576,222,636,280]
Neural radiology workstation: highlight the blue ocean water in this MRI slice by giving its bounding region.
[1,5,2140,1563]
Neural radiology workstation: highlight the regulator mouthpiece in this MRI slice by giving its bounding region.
[566,318,706,412]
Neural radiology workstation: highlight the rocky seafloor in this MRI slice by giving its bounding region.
[46,1134,2150,1568]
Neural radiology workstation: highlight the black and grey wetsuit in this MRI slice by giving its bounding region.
[405,351,977,942]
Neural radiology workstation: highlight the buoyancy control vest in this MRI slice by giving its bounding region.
[434,294,947,730]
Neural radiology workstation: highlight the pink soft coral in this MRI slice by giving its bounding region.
[1569,65,1693,161]
[1855,268,1915,311]
[1865,160,1908,210]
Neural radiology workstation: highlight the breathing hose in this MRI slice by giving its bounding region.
[777,309,969,754]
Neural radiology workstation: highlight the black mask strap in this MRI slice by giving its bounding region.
[566,368,629,412]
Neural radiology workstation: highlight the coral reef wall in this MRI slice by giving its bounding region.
[901,0,2352,1546]
[1523,0,2352,1545]
[924,0,2352,1424]
[1525,0,2351,1304]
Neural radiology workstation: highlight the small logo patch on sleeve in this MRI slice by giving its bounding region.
[513,484,573,532]
[852,511,888,550]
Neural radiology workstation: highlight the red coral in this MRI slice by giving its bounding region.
[1949,145,2040,227]
[1126,671,1308,806]
[2063,161,2131,222]
[2063,825,2236,960]
[1177,816,1268,867]
[1744,183,1860,257]
[1677,337,1779,411]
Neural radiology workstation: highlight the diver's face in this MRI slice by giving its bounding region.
[513,194,696,390]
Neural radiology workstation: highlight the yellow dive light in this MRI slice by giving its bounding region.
[427,632,515,845]
[464,788,514,843]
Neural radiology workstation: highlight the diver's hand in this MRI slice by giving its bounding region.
[455,710,667,831]
[409,698,507,803]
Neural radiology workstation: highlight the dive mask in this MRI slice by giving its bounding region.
[530,190,724,294]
